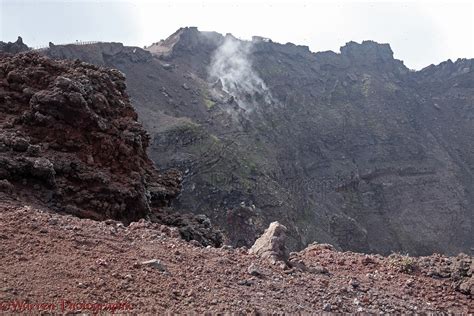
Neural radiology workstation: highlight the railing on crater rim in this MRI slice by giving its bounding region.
[31,41,102,51]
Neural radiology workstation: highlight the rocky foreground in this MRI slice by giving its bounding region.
[0,195,472,314]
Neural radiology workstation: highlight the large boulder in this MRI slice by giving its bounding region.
[249,221,288,263]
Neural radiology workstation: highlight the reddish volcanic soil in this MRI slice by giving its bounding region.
[0,195,472,314]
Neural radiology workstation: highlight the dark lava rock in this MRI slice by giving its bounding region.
[0,36,30,54]
[0,52,222,246]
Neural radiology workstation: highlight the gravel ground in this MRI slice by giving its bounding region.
[0,195,472,314]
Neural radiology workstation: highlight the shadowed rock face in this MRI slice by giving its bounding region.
[37,27,473,255]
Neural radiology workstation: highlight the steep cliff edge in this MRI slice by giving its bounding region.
[31,28,473,256]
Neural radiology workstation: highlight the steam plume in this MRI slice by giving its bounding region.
[209,35,272,110]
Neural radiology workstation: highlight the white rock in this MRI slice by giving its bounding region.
[140,259,166,272]
[249,221,288,263]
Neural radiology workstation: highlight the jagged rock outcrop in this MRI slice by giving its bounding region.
[0,52,222,246]
[0,52,175,221]
[339,40,407,73]
[31,28,473,256]
[249,221,288,263]
[0,37,30,54]
[46,42,152,66]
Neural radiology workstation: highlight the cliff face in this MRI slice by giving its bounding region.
[36,28,473,255]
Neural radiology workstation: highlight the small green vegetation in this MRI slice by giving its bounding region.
[389,253,418,274]
[385,82,400,93]
[202,89,216,109]
[247,161,258,175]
[361,74,372,97]
[204,98,216,109]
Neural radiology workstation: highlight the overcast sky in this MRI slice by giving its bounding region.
[1,0,473,70]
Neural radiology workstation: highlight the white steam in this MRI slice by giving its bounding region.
[208,35,272,110]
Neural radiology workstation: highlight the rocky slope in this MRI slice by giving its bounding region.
[34,28,473,256]
[0,51,222,246]
[0,198,472,313]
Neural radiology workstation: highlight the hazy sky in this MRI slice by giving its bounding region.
[1,0,473,70]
